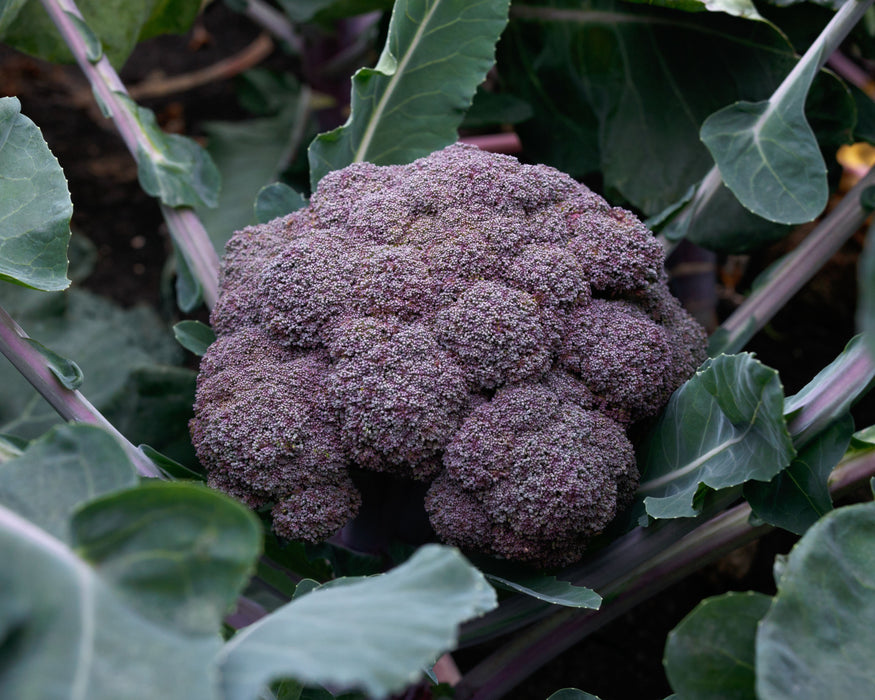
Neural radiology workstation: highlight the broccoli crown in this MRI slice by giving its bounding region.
[191,144,707,567]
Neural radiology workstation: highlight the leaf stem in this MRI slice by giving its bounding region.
[0,305,161,478]
[38,0,220,308]
[715,164,875,354]
[768,0,873,111]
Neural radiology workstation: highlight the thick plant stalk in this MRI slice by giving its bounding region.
[0,305,162,478]
[39,0,221,308]
[716,164,875,354]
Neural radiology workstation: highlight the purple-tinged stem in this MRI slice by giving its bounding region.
[160,205,220,308]
[827,51,873,94]
[39,0,220,308]
[0,305,161,478]
[716,164,875,354]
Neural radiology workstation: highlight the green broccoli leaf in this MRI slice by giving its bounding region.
[255,183,308,224]
[120,94,221,210]
[307,0,511,189]
[0,424,138,543]
[0,97,72,292]
[756,501,875,698]
[500,1,795,217]
[197,87,310,249]
[0,425,261,700]
[638,353,796,519]
[664,591,772,699]
[172,320,216,357]
[700,0,869,226]
[74,482,262,637]
[0,284,196,466]
[217,544,497,699]
[484,573,600,609]
[0,503,223,700]
[744,414,849,535]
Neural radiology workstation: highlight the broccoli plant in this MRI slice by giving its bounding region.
[191,143,706,566]
[4,0,875,699]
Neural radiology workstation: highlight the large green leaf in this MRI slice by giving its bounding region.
[73,482,262,637]
[0,423,137,543]
[0,0,201,68]
[756,502,875,699]
[0,421,261,698]
[638,354,796,519]
[307,0,511,188]
[218,544,497,699]
[501,1,796,215]
[0,503,222,700]
[744,414,850,535]
[667,66,853,251]
[0,97,71,291]
[664,591,772,699]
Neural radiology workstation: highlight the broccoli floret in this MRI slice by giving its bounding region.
[427,383,638,567]
[190,143,707,567]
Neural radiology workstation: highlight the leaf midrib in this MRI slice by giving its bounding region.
[354,0,443,163]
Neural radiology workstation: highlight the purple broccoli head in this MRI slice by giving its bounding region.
[190,143,707,567]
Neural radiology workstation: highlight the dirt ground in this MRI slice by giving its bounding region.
[2,3,872,697]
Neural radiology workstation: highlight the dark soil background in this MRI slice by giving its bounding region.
[2,3,873,698]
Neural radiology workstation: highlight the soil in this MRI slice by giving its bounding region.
[2,4,872,698]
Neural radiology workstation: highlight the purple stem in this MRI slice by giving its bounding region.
[717,163,875,354]
[0,305,161,478]
[827,51,873,94]
[39,0,220,308]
